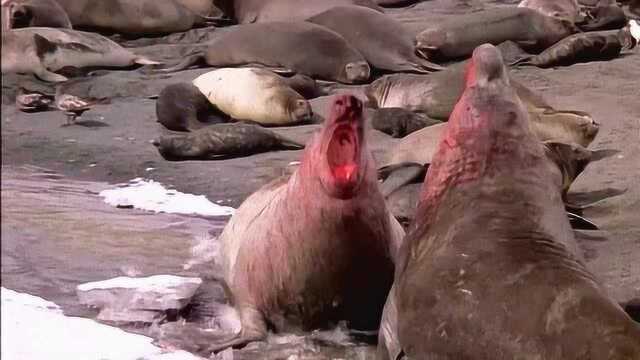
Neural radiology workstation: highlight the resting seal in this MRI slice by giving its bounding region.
[380,44,640,360]
[1,0,71,29]
[155,82,225,132]
[370,108,442,138]
[206,95,404,353]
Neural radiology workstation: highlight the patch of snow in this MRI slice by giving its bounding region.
[1,287,203,360]
[77,275,202,292]
[99,178,234,217]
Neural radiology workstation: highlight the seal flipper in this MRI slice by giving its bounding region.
[378,162,426,198]
[205,307,267,354]
[565,187,627,211]
[567,211,599,230]
[35,69,68,83]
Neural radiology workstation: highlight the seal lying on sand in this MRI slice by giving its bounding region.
[154,21,371,84]
[379,44,640,360]
[1,0,71,29]
[54,0,223,35]
[307,6,444,74]
[415,8,577,61]
[206,95,404,353]
[192,68,313,126]
[155,83,225,132]
[579,1,628,31]
[152,122,304,160]
[370,108,442,138]
[1,27,159,82]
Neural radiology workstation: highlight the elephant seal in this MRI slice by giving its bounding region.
[192,68,313,126]
[152,123,304,161]
[512,29,637,68]
[307,6,444,74]
[156,22,371,84]
[1,0,71,29]
[53,0,221,35]
[1,27,159,82]
[205,95,404,353]
[220,0,382,24]
[579,1,628,31]
[174,0,224,17]
[518,0,581,22]
[415,8,578,61]
[156,83,226,132]
[380,44,640,360]
[370,108,442,138]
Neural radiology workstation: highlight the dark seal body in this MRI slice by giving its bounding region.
[225,0,382,24]
[370,107,442,138]
[152,122,304,161]
[2,0,71,29]
[155,82,224,132]
[382,44,640,360]
[307,6,444,73]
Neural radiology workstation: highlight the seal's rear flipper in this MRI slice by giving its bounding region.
[591,148,620,161]
[567,212,599,230]
[134,56,161,66]
[565,187,627,210]
[151,54,206,73]
[201,15,235,27]
[241,63,296,76]
[379,162,426,198]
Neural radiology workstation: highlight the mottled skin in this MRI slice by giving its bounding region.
[380,44,640,360]
[152,122,304,161]
[155,82,224,132]
[307,6,444,74]
[156,22,371,84]
[415,7,578,61]
[210,95,404,353]
[1,0,71,29]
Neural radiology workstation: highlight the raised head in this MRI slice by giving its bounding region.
[415,28,446,61]
[6,1,32,28]
[287,97,313,124]
[343,61,371,84]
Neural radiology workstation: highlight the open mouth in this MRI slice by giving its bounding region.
[327,123,359,186]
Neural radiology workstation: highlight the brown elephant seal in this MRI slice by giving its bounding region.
[152,122,304,161]
[512,29,637,68]
[307,6,444,74]
[155,22,371,84]
[1,0,71,29]
[1,27,159,82]
[381,44,640,360]
[415,8,578,61]
[204,95,404,353]
[218,0,382,24]
[156,82,226,132]
[370,108,442,138]
[192,68,313,126]
[53,0,222,35]
[518,0,581,22]
[579,1,628,31]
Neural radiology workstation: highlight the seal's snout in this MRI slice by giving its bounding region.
[344,61,370,84]
[468,43,507,86]
[291,98,313,122]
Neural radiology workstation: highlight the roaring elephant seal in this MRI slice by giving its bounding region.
[307,6,444,74]
[192,68,313,126]
[155,21,371,84]
[379,43,640,360]
[518,0,581,22]
[415,7,578,61]
[152,122,304,160]
[205,95,404,353]
[53,0,222,35]
[1,27,159,82]
[155,82,226,132]
[218,0,382,24]
[1,0,71,29]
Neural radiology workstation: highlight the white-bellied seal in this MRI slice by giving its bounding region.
[415,7,578,61]
[519,0,582,22]
[155,21,371,84]
[1,27,159,82]
[379,43,640,360]
[192,68,313,126]
[204,95,404,353]
[219,0,382,24]
[155,82,226,132]
[53,0,222,35]
[152,122,304,161]
[370,108,442,138]
[307,6,444,74]
[1,0,71,29]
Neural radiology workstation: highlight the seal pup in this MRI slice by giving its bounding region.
[152,123,304,161]
[415,8,578,61]
[512,28,637,68]
[155,82,226,132]
[1,0,71,29]
[1,27,159,82]
[370,108,442,138]
[192,68,313,126]
[380,44,640,360]
[154,22,371,84]
[205,95,404,353]
[518,0,582,22]
[307,6,444,74]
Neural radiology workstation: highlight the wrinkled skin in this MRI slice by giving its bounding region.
[380,43,640,360]
[209,95,405,354]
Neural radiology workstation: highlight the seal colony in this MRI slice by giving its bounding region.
[2,0,639,358]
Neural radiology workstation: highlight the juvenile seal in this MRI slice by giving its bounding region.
[1,27,159,82]
[206,95,404,353]
[192,68,313,126]
[307,6,444,74]
[156,82,225,132]
[381,44,640,360]
[415,8,578,61]
[370,108,442,138]
[518,0,581,22]
[155,21,371,84]
[1,0,71,29]
[152,122,304,161]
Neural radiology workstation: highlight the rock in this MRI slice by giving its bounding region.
[76,275,202,323]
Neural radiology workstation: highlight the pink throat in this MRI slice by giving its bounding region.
[327,123,360,186]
